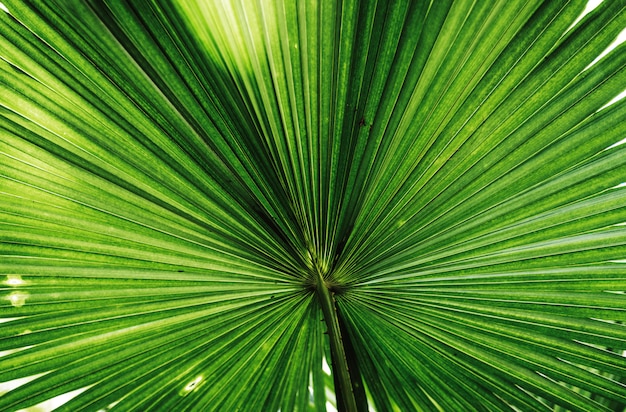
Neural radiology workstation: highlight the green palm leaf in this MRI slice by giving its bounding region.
[1,0,625,411]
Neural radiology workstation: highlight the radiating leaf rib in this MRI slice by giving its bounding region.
[342,298,538,409]
[337,0,583,276]
[381,300,626,404]
[379,293,626,375]
[340,18,626,279]
[345,296,619,412]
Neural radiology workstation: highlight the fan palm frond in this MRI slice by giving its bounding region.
[1,0,625,411]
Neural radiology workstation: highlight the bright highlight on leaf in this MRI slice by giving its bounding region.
[1,0,625,411]
[3,275,24,287]
[181,376,204,395]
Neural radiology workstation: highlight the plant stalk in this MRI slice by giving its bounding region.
[316,270,359,412]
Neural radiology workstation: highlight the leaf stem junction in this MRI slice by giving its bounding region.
[315,269,360,412]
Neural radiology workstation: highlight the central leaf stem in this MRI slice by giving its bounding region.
[315,270,359,412]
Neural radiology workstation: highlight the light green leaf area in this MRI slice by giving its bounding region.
[1,0,625,411]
